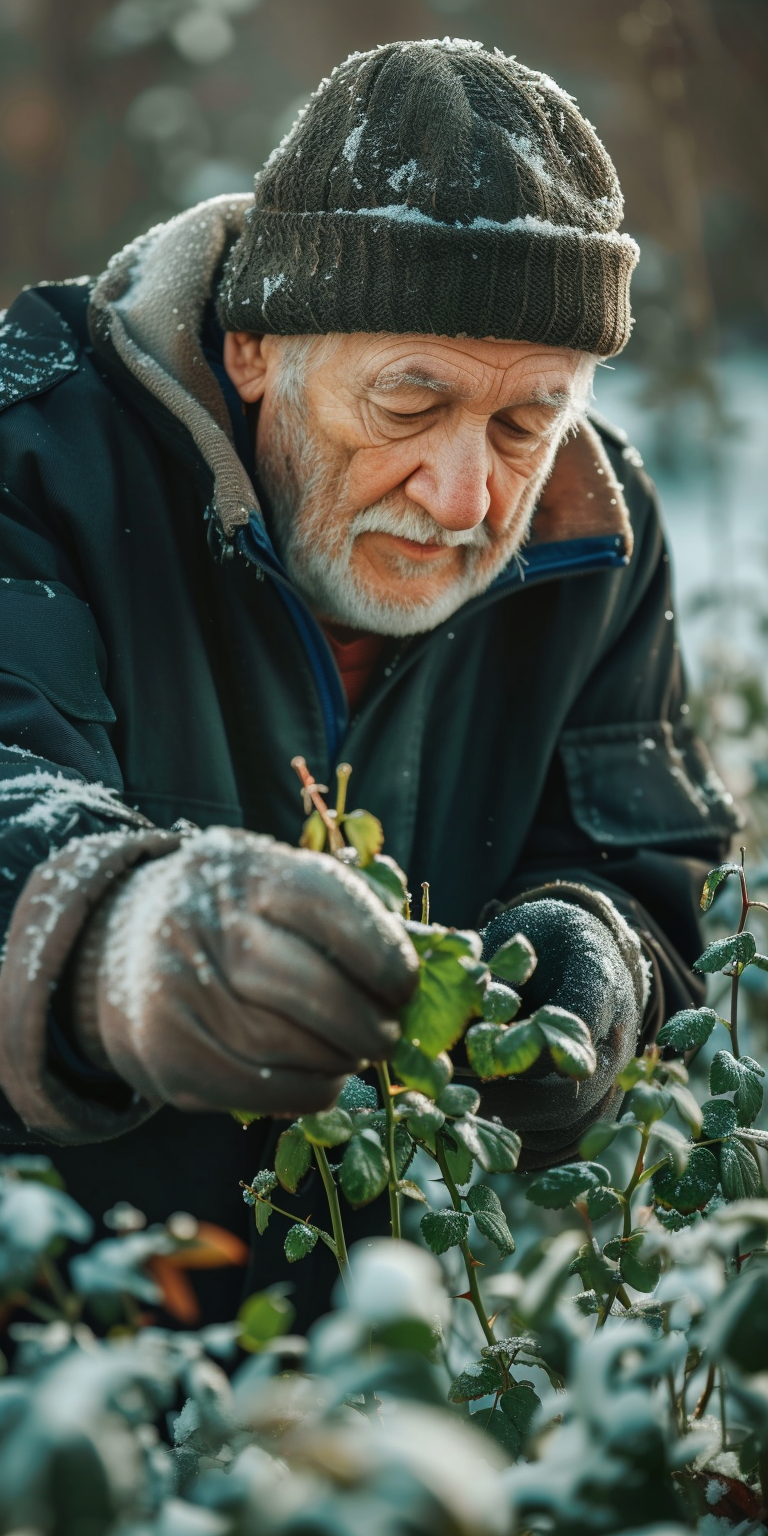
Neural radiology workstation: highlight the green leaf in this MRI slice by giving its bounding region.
[437,1084,480,1117]
[441,1130,474,1187]
[342,808,384,866]
[500,1382,541,1435]
[300,1107,355,1147]
[616,1232,662,1293]
[735,1067,765,1128]
[700,862,742,911]
[337,1075,379,1112]
[357,853,408,913]
[709,1050,741,1094]
[481,1407,522,1458]
[482,981,521,1023]
[448,1358,503,1402]
[720,1138,762,1201]
[647,1119,692,1176]
[752,953,768,972]
[339,1129,389,1207]
[391,1039,453,1099]
[492,1020,545,1077]
[400,925,486,1057]
[657,1007,719,1052]
[668,1082,704,1137]
[526,1162,609,1210]
[230,1108,263,1127]
[284,1223,318,1263]
[394,1123,416,1179]
[403,1094,446,1147]
[238,1288,295,1352]
[532,1006,596,1080]
[255,1200,271,1236]
[299,809,326,852]
[693,931,757,977]
[466,1023,507,1078]
[452,1114,521,1174]
[586,1185,621,1220]
[627,1082,672,1126]
[404,922,483,959]
[275,1124,311,1194]
[701,1099,738,1141]
[487,933,537,986]
[420,1207,470,1255]
[617,1056,647,1091]
[653,1144,720,1213]
[710,1051,765,1127]
[579,1120,620,1159]
[571,1240,619,1293]
[466,1184,515,1257]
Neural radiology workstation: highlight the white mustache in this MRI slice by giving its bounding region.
[348,499,492,550]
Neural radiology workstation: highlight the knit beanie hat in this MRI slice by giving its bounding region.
[217,39,639,356]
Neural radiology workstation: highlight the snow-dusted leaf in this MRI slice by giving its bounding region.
[693,932,756,977]
[420,1208,469,1255]
[284,1223,318,1263]
[657,1007,719,1052]
[466,1184,515,1257]
[526,1162,609,1211]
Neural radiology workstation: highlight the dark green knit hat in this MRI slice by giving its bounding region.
[217,39,639,356]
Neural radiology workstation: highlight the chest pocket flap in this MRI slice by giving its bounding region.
[559,720,741,848]
[0,581,116,724]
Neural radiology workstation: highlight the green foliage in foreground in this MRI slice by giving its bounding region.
[3,765,768,1534]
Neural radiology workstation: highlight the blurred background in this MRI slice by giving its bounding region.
[1,0,766,870]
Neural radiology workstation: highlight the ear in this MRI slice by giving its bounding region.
[223,331,269,404]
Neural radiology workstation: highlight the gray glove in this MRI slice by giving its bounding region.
[477,883,651,1161]
[71,827,418,1118]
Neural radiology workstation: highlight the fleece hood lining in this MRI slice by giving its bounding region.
[89,194,258,538]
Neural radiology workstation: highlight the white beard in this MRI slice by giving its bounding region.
[258,397,555,637]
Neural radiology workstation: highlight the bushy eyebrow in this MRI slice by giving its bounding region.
[367,369,573,414]
[369,367,462,395]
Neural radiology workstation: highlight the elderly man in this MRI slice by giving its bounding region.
[0,40,735,1322]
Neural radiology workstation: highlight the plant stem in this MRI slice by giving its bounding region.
[435,1137,496,1348]
[39,1255,79,1323]
[719,1364,728,1450]
[731,847,751,1061]
[376,1062,402,1240]
[239,1182,335,1246]
[693,1361,716,1420]
[729,972,741,1061]
[421,882,430,924]
[623,1130,650,1239]
[313,1145,350,1288]
[335,762,352,818]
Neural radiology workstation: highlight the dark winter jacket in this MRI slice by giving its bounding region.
[0,196,738,1326]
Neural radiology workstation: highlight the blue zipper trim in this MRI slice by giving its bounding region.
[237,519,349,762]
[237,517,629,764]
[491,535,629,592]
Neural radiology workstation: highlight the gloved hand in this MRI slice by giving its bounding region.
[70,827,419,1118]
[476,883,651,1160]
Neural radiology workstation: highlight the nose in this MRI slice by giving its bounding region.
[403,423,492,531]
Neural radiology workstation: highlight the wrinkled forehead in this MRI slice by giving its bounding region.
[307,331,595,410]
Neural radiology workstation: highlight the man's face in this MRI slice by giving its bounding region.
[225,330,594,636]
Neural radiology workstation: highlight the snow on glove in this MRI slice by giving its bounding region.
[476,883,651,1160]
[71,827,419,1118]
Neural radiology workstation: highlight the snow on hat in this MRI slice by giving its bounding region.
[217,39,639,356]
